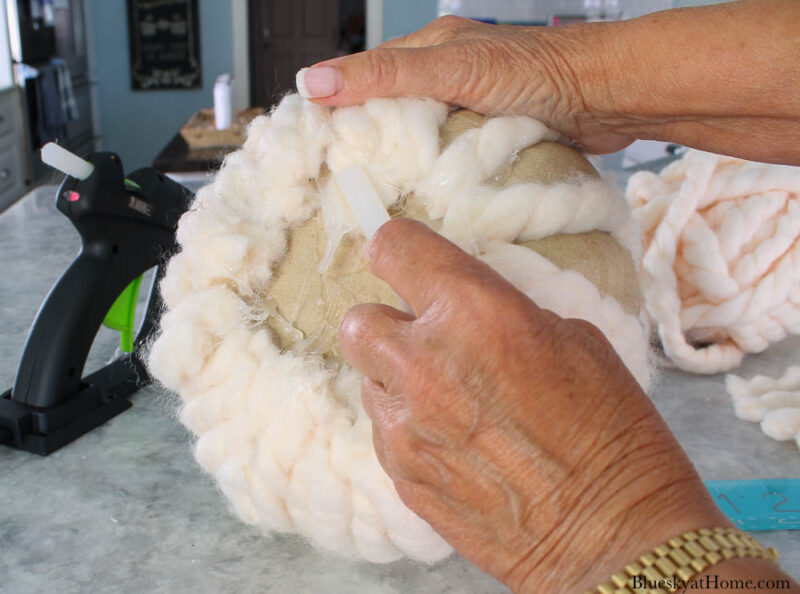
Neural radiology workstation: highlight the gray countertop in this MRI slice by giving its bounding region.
[0,184,797,594]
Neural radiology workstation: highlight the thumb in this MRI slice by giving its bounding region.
[296,46,477,107]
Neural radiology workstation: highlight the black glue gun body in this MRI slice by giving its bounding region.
[0,152,193,454]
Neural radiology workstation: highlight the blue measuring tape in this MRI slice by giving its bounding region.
[705,479,800,531]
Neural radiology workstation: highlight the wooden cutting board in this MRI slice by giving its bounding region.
[179,107,264,149]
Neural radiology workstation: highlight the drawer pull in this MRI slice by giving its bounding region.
[0,168,11,180]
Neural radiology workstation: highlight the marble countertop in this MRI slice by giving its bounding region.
[0,184,798,594]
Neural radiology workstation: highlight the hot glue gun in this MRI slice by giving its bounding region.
[0,144,193,454]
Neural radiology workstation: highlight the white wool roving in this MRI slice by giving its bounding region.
[727,367,800,448]
[626,150,800,450]
[148,94,651,563]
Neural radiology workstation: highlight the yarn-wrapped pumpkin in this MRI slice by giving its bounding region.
[147,95,651,563]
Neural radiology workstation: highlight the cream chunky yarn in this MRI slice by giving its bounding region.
[147,94,651,562]
[626,150,800,449]
[727,367,800,448]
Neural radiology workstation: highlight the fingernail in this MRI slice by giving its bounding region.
[296,66,342,98]
[362,234,377,263]
[362,220,390,263]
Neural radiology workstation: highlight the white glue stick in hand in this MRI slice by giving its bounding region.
[334,165,390,240]
[334,165,411,313]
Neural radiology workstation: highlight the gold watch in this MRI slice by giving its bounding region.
[588,527,779,594]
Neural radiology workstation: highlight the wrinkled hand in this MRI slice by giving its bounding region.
[299,2,800,166]
[298,15,633,153]
[338,219,727,593]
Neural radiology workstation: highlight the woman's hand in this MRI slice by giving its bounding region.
[338,219,729,593]
[299,1,800,164]
[298,15,634,154]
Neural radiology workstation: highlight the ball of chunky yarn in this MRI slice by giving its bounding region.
[627,150,800,374]
[147,95,651,563]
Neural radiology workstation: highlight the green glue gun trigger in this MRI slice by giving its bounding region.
[103,274,143,353]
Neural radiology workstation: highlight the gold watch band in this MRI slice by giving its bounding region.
[588,527,779,594]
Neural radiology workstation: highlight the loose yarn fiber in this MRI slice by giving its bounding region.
[727,367,800,449]
[626,150,800,449]
[147,94,651,563]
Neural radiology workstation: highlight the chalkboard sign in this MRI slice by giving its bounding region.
[128,0,202,90]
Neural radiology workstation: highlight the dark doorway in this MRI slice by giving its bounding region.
[249,0,366,108]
